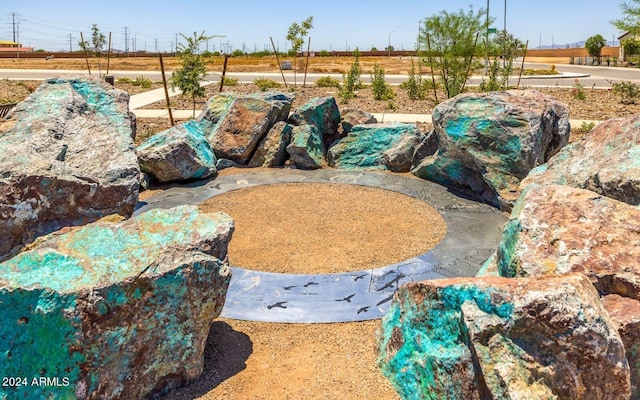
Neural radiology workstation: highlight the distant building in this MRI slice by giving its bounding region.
[618,32,637,60]
[0,40,34,53]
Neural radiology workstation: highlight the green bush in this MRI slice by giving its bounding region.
[132,75,152,89]
[371,63,394,101]
[223,77,239,86]
[117,77,133,84]
[339,49,363,103]
[578,121,596,133]
[572,80,586,100]
[611,80,640,104]
[314,76,341,88]
[254,78,282,91]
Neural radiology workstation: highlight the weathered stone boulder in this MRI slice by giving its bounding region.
[340,108,377,134]
[0,205,233,399]
[248,121,293,167]
[602,294,640,399]
[378,274,630,399]
[286,124,325,169]
[137,120,217,182]
[327,123,423,172]
[0,76,140,262]
[248,91,294,122]
[197,93,281,163]
[289,96,341,147]
[521,114,640,206]
[412,90,570,211]
[496,184,640,298]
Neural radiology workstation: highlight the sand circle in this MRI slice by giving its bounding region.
[198,182,447,274]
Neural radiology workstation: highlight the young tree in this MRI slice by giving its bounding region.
[480,30,521,92]
[286,16,313,87]
[170,31,212,117]
[418,7,489,98]
[585,34,607,65]
[78,24,107,76]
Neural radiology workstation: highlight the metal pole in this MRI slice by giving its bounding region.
[159,54,174,127]
[504,0,506,33]
[106,32,112,75]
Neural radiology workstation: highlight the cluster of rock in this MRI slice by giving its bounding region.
[378,109,640,398]
[0,77,234,399]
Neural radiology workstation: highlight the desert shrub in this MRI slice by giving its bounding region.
[611,80,640,104]
[572,80,586,100]
[254,78,282,91]
[223,77,239,86]
[339,49,363,103]
[371,63,394,101]
[132,75,152,88]
[314,76,341,88]
[117,77,133,84]
[578,121,596,133]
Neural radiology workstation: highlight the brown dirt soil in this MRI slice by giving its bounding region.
[2,58,636,399]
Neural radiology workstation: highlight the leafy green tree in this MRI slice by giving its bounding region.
[286,16,314,87]
[585,34,607,64]
[480,30,521,92]
[418,6,488,98]
[170,31,212,117]
[612,0,640,35]
[622,37,640,60]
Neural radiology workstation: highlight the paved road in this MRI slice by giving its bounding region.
[3,63,640,88]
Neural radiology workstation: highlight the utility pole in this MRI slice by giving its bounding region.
[124,27,129,54]
[68,33,73,52]
[12,12,18,43]
[155,38,158,53]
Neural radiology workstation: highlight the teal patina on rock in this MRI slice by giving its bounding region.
[378,274,630,399]
[520,113,640,206]
[197,93,281,163]
[248,91,294,121]
[289,96,341,147]
[0,205,234,399]
[0,76,140,262]
[412,90,570,211]
[137,120,217,182]
[327,123,423,172]
[286,124,325,169]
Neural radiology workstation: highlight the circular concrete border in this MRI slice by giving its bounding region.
[134,169,507,323]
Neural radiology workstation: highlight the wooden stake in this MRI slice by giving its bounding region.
[106,32,112,75]
[219,54,229,92]
[80,32,91,75]
[426,33,438,103]
[303,37,311,87]
[517,40,529,89]
[270,36,288,88]
[159,54,174,127]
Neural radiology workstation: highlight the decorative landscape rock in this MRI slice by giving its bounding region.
[248,121,293,167]
[289,96,341,147]
[327,123,423,172]
[0,205,233,399]
[0,76,140,262]
[137,120,217,182]
[340,108,377,134]
[197,93,281,163]
[249,91,294,122]
[521,114,640,206]
[412,90,570,210]
[496,184,640,298]
[286,124,325,169]
[378,274,630,399]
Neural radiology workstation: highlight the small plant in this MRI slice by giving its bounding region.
[611,80,640,104]
[578,121,596,134]
[371,63,394,101]
[254,78,282,91]
[314,76,341,88]
[132,75,152,89]
[117,77,133,84]
[223,77,239,86]
[572,79,586,100]
[171,31,212,117]
[339,48,363,103]
[401,58,430,100]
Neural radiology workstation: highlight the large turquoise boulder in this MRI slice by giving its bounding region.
[378,274,630,399]
[249,91,295,122]
[137,120,217,182]
[520,113,640,206]
[289,96,341,147]
[327,123,423,172]
[412,90,570,211]
[0,76,140,262]
[286,124,325,169]
[197,93,281,163]
[0,205,233,399]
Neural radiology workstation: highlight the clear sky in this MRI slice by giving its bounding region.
[1,1,625,53]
